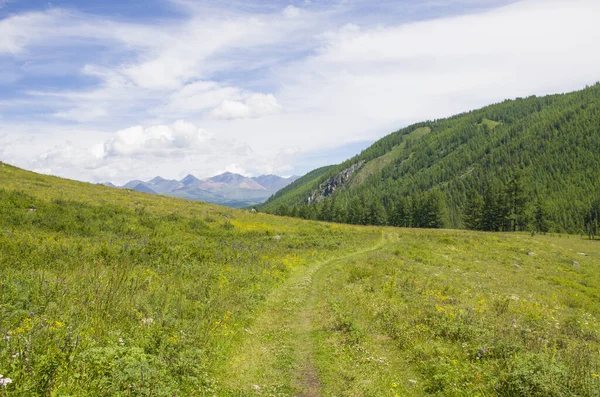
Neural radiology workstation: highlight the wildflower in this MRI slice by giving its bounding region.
[118,338,125,345]
[593,373,599,378]
[0,375,12,387]
[477,348,487,359]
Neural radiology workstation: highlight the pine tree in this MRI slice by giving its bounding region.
[585,198,600,240]
[505,172,528,231]
[348,197,366,225]
[481,186,499,231]
[331,199,346,223]
[319,199,332,221]
[290,205,299,218]
[423,189,447,228]
[533,199,549,234]
[299,205,315,220]
[463,189,484,230]
[410,193,426,228]
[276,204,289,217]
[390,197,409,227]
[367,198,388,226]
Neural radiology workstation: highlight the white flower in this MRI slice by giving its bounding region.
[0,376,12,386]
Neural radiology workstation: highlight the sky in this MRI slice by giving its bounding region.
[1,0,599,184]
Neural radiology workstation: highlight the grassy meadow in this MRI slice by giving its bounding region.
[0,162,599,396]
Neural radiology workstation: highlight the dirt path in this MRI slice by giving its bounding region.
[293,267,324,397]
[222,235,388,396]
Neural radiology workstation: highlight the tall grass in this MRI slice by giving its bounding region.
[0,172,380,395]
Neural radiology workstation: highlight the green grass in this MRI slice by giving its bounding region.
[0,163,599,396]
[310,230,600,396]
[350,127,431,188]
[0,164,381,396]
[477,118,502,130]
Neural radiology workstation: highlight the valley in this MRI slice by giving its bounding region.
[2,0,599,395]
[0,163,598,396]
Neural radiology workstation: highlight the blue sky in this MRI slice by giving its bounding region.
[0,0,599,184]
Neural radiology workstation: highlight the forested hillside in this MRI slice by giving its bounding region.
[260,84,600,234]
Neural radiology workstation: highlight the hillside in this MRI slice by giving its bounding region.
[260,84,600,234]
[0,163,599,396]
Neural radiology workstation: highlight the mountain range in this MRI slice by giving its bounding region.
[260,83,600,234]
[102,172,299,208]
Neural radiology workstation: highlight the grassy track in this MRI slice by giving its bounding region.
[220,234,388,396]
[220,229,600,396]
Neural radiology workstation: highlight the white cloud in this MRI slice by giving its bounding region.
[211,93,282,120]
[165,81,243,114]
[54,106,108,122]
[268,0,600,137]
[283,6,301,18]
[103,120,212,158]
[0,11,54,53]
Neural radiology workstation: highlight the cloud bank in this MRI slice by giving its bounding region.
[0,0,599,183]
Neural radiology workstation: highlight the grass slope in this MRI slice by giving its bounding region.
[0,163,599,396]
[0,163,381,396]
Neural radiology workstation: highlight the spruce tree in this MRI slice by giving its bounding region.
[464,189,484,230]
[533,199,549,234]
[585,198,600,239]
[348,197,366,225]
[505,172,528,231]
[367,199,388,226]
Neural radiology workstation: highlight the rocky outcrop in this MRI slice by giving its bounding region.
[307,161,364,203]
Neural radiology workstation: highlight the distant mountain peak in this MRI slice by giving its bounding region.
[149,176,166,184]
[181,174,201,186]
[209,172,246,182]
